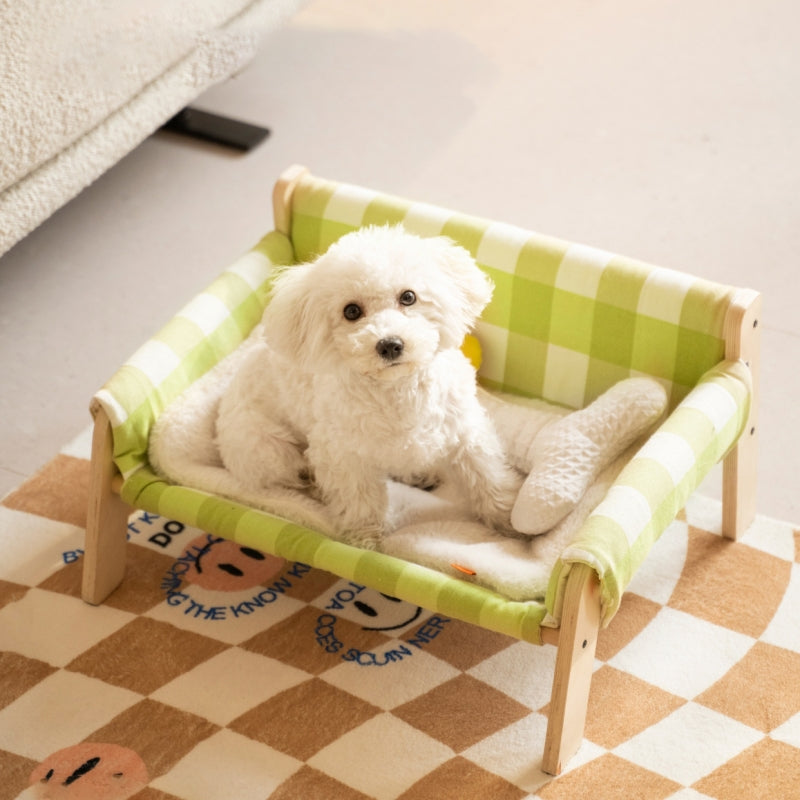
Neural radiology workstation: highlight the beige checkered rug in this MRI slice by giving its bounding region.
[1,426,799,799]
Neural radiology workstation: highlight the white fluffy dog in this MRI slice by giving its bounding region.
[214,225,522,548]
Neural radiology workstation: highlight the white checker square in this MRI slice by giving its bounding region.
[126,338,180,389]
[554,243,612,298]
[542,345,589,409]
[461,712,554,794]
[626,517,689,605]
[325,184,377,226]
[178,292,232,336]
[150,729,301,800]
[772,711,800,749]
[150,648,309,726]
[225,250,272,289]
[0,587,134,666]
[636,431,697,485]
[637,266,695,324]
[124,509,192,557]
[0,507,84,585]
[739,512,798,562]
[761,564,800,654]
[591,485,653,548]
[475,221,531,274]
[322,647,460,710]
[664,789,723,800]
[402,201,453,237]
[0,670,141,760]
[468,641,556,710]
[145,585,307,646]
[680,381,738,433]
[613,702,762,786]
[608,607,755,699]
[308,713,453,800]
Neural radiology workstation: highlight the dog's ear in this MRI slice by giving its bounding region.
[429,237,494,347]
[261,263,324,363]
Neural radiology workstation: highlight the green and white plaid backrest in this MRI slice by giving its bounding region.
[97,232,295,479]
[289,173,736,411]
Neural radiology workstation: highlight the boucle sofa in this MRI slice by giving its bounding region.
[0,0,304,257]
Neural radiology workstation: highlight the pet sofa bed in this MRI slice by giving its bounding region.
[0,0,304,257]
[82,164,760,775]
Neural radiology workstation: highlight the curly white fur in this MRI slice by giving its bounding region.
[214,225,523,548]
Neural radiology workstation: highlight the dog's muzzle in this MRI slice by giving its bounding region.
[376,337,404,362]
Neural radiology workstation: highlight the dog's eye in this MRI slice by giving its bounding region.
[399,290,416,307]
[343,303,363,321]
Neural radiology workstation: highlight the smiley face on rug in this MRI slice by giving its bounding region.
[214,225,523,549]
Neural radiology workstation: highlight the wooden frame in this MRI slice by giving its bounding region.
[721,289,761,539]
[81,166,760,776]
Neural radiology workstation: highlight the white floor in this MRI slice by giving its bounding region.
[2,0,798,523]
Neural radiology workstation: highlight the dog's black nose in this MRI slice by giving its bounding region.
[376,337,404,361]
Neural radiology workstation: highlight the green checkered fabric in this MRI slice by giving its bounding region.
[289,174,735,411]
[94,170,753,639]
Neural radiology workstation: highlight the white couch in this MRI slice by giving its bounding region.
[0,0,304,257]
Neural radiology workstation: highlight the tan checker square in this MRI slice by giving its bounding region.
[693,738,800,800]
[401,616,514,671]
[271,765,374,800]
[1,454,89,528]
[397,755,527,800]
[595,593,662,662]
[696,641,800,733]
[241,605,391,675]
[88,698,219,780]
[0,652,56,710]
[1,748,38,796]
[39,544,175,614]
[392,674,530,752]
[669,527,792,638]
[582,666,686,749]
[0,578,28,612]
[537,753,681,800]
[228,677,381,761]
[66,617,229,694]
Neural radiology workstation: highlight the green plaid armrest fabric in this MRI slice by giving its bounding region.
[95,231,294,479]
[546,359,751,627]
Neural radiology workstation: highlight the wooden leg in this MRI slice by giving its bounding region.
[542,564,601,776]
[721,290,761,540]
[272,164,309,236]
[81,402,131,605]
[722,423,758,540]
